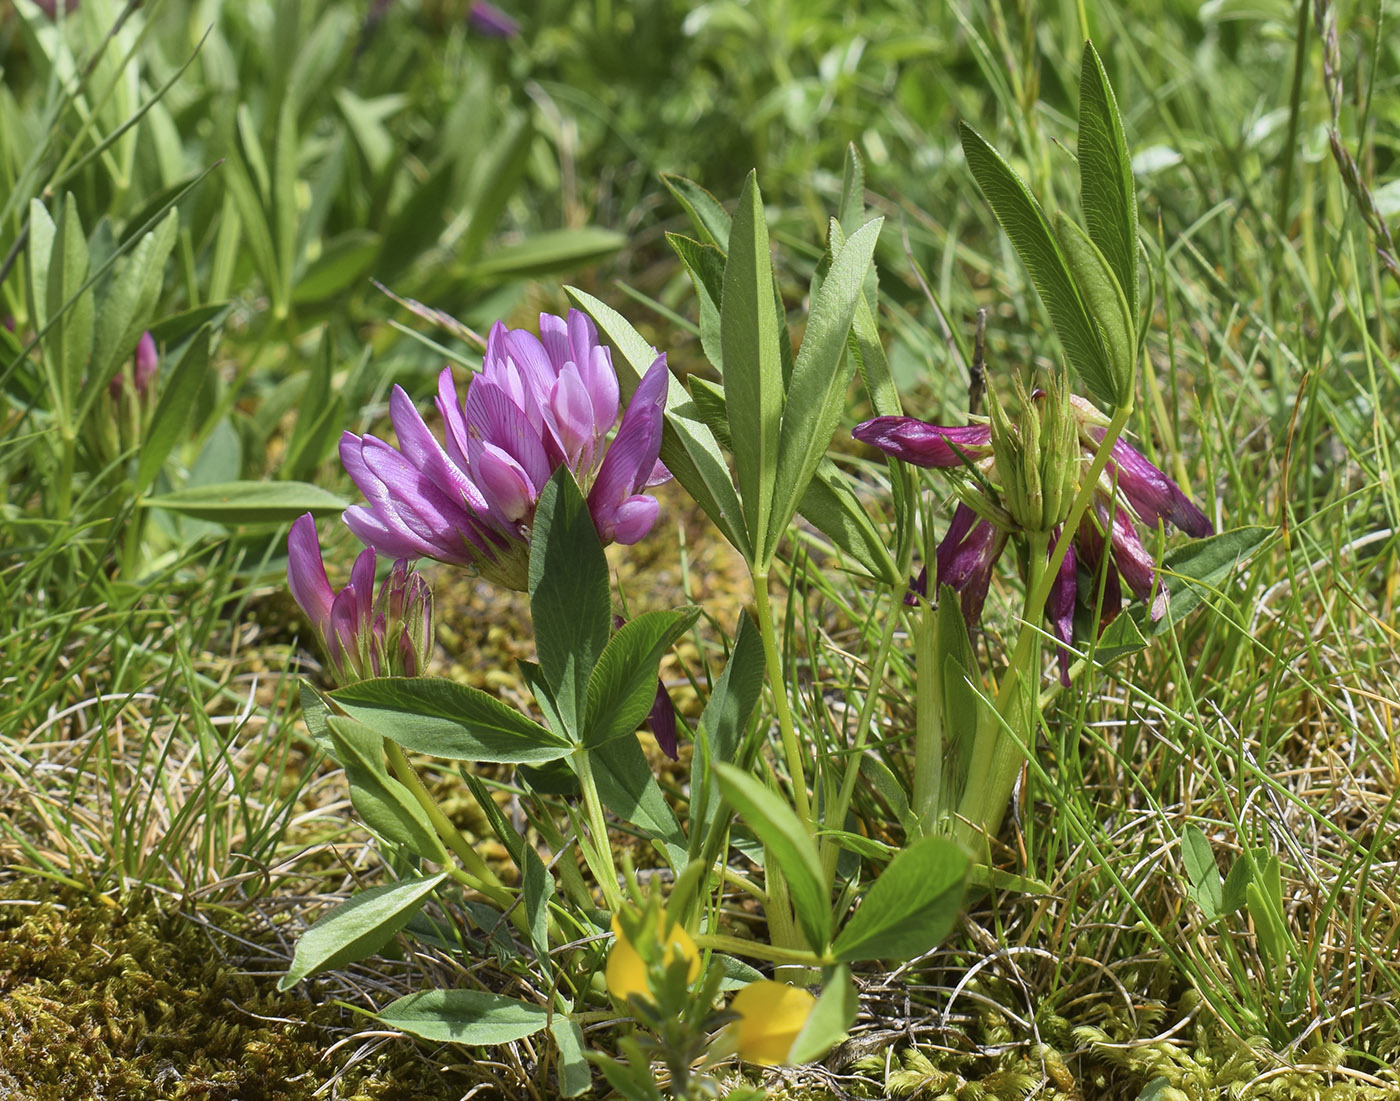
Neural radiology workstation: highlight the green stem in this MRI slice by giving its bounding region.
[910,596,942,830]
[694,932,829,968]
[384,742,510,900]
[572,748,624,911]
[751,570,811,828]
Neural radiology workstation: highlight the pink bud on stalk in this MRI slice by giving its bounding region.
[108,331,159,399]
[287,514,433,685]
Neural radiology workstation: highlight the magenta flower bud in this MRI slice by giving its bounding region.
[341,310,671,589]
[646,681,680,761]
[467,0,518,37]
[288,513,433,684]
[854,385,1213,674]
[134,331,158,393]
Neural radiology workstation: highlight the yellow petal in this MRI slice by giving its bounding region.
[729,980,817,1066]
[605,913,701,1005]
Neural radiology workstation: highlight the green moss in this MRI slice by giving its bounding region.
[0,875,477,1100]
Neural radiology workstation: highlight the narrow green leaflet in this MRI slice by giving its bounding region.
[141,478,348,523]
[795,457,901,585]
[959,122,1119,410]
[521,843,554,967]
[832,836,968,962]
[714,762,831,950]
[135,326,213,495]
[584,608,700,750]
[331,677,572,764]
[1055,213,1135,406]
[764,217,883,563]
[689,613,765,841]
[1151,526,1273,629]
[788,965,857,1065]
[377,990,551,1045]
[550,1016,592,1098]
[279,873,446,989]
[469,226,626,280]
[661,173,732,250]
[328,717,447,862]
[566,286,750,559]
[1181,824,1223,921]
[592,734,688,868]
[666,232,725,371]
[530,470,611,739]
[1078,41,1139,319]
[720,171,783,564]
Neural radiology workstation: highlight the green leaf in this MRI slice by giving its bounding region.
[849,288,902,419]
[592,735,687,868]
[521,843,555,967]
[460,111,534,264]
[585,608,700,750]
[468,226,626,280]
[690,613,765,841]
[135,326,213,495]
[1181,824,1222,921]
[1078,41,1139,319]
[530,470,610,739]
[837,144,866,238]
[832,836,968,962]
[1152,526,1274,629]
[714,762,830,950]
[959,123,1119,410]
[550,1016,592,1097]
[566,286,750,559]
[291,230,379,305]
[1055,213,1135,407]
[299,679,332,755]
[279,873,446,990]
[271,95,298,319]
[141,478,348,523]
[24,198,58,411]
[1093,606,1148,663]
[46,195,94,427]
[377,990,551,1045]
[328,717,448,861]
[685,376,732,450]
[788,964,857,1064]
[765,217,882,560]
[331,677,572,764]
[667,232,726,371]
[1221,854,1253,915]
[795,458,901,585]
[88,210,177,412]
[661,173,732,250]
[720,171,783,564]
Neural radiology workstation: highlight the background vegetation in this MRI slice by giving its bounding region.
[2,0,1398,1096]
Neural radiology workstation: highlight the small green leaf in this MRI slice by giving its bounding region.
[765,217,883,560]
[690,612,765,841]
[44,195,94,426]
[959,123,1119,410]
[795,459,901,584]
[531,470,610,739]
[460,112,534,265]
[468,226,625,280]
[787,964,857,1065]
[1221,855,1253,914]
[1152,526,1274,629]
[279,873,446,989]
[667,232,726,371]
[141,477,348,523]
[88,209,178,409]
[661,173,732,250]
[291,230,379,305]
[135,326,213,495]
[521,843,555,968]
[331,677,572,764]
[1181,824,1222,921]
[585,608,700,750]
[1055,213,1135,407]
[592,735,687,868]
[714,762,830,950]
[328,717,448,862]
[832,836,968,962]
[720,171,783,564]
[550,1016,592,1097]
[377,990,551,1045]
[567,286,750,559]
[1078,41,1139,319]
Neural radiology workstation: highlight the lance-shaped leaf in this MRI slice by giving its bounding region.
[140,477,347,523]
[332,677,572,764]
[959,122,1119,410]
[689,613,765,842]
[1055,213,1135,406]
[377,990,552,1045]
[721,171,783,564]
[279,873,446,989]
[661,172,732,250]
[567,286,750,559]
[585,608,700,750]
[135,325,213,495]
[764,216,883,564]
[1078,41,1139,319]
[831,836,968,962]
[328,716,448,862]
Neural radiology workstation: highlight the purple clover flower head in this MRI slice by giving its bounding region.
[341,310,670,590]
[853,390,1213,675]
[288,513,433,684]
[468,0,519,37]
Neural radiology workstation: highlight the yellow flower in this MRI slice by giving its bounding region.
[729,980,817,1066]
[605,913,700,1005]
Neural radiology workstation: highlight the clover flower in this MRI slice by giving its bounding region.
[287,513,433,684]
[340,310,671,591]
[855,390,1212,682]
[605,912,700,1007]
[727,981,817,1066]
